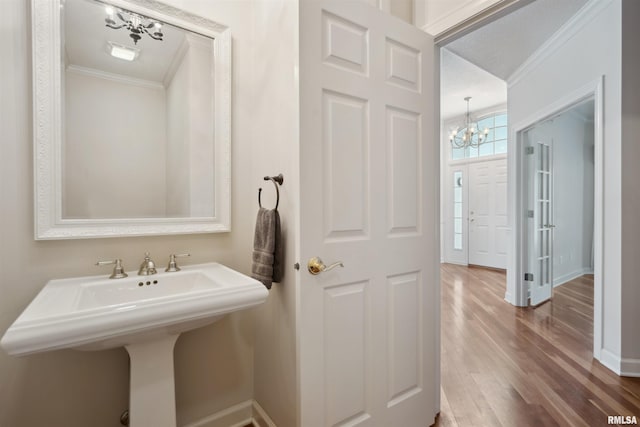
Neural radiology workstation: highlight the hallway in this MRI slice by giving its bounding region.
[437,264,640,426]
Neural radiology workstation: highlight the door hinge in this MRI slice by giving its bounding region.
[526,146,535,155]
[524,273,534,281]
[527,210,534,218]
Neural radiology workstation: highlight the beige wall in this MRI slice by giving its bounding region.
[250,1,299,426]
[391,0,414,24]
[0,0,264,426]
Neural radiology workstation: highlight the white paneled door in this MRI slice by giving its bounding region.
[299,1,438,426]
[468,159,508,269]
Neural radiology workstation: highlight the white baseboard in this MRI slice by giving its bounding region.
[443,260,468,267]
[251,400,278,427]
[620,358,640,378]
[600,347,621,375]
[504,291,514,305]
[182,400,253,427]
[181,400,278,427]
[553,268,593,288]
[599,348,640,377]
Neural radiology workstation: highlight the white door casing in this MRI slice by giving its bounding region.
[508,78,603,359]
[528,139,554,306]
[299,1,438,426]
[468,159,508,269]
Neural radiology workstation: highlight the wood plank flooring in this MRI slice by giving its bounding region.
[436,263,640,427]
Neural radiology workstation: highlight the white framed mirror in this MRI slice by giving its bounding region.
[33,0,231,239]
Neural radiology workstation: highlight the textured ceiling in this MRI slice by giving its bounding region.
[441,0,590,120]
[445,0,589,81]
[441,49,506,120]
[64,0,194,84]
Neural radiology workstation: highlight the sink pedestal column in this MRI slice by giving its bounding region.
[125,334,180,427]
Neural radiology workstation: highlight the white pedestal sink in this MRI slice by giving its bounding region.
[0,263,268,427]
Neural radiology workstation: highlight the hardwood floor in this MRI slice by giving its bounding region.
[436,263,640,427]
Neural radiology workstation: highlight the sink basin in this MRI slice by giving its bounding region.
[1,262,268,427]
[1,262,268,355]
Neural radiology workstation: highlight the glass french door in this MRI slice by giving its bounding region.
[530,140,554,306]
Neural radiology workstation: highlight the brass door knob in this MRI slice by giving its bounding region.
[307,257,344,275]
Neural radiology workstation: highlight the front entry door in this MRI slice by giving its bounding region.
[468,159,508,269]
[299,1,439,425]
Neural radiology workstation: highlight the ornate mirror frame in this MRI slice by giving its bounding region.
[32,0,231,239]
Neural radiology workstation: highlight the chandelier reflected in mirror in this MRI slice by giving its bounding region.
[449,97,490,149]
[104,5,164,45]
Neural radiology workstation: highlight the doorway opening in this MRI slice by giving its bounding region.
[438,0,603,360]
[510,80,604,357]
[521,99,596,307]
[440,49,508,270]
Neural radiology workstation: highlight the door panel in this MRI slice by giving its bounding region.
[387,107,420,236]
[387,272,421,404]
[323,91,369,241]
[324,281,371,426]
[299,1,438,426]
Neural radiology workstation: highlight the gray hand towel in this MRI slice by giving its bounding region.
[272,211,284,283]
[251,208,283,289]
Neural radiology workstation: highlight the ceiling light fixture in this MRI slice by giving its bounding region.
[104,5,164,45]
[449,97,490,149]
[107,41,139,61]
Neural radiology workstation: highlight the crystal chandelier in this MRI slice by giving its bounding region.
[105,5,164,45]
[449,97,489,149]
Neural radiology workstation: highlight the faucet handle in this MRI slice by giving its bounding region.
[96,259,128,279]
[166,253,191,272]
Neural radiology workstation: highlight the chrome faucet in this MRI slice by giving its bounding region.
[96,259,128,279]
[165,253,191,272]
[138,252,157,276]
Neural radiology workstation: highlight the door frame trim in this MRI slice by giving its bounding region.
[506,76,604,359]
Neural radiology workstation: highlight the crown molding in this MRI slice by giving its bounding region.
[424,0,497,36]
[66,64,164,90]
[507,0,614,87]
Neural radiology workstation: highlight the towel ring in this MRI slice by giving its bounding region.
[258,174,284,210]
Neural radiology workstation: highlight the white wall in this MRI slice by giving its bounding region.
[166,42,191,217]
[64,69,167,218]
[525,110,594,287]
[507,0,633,373]
[0,1,265,425]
